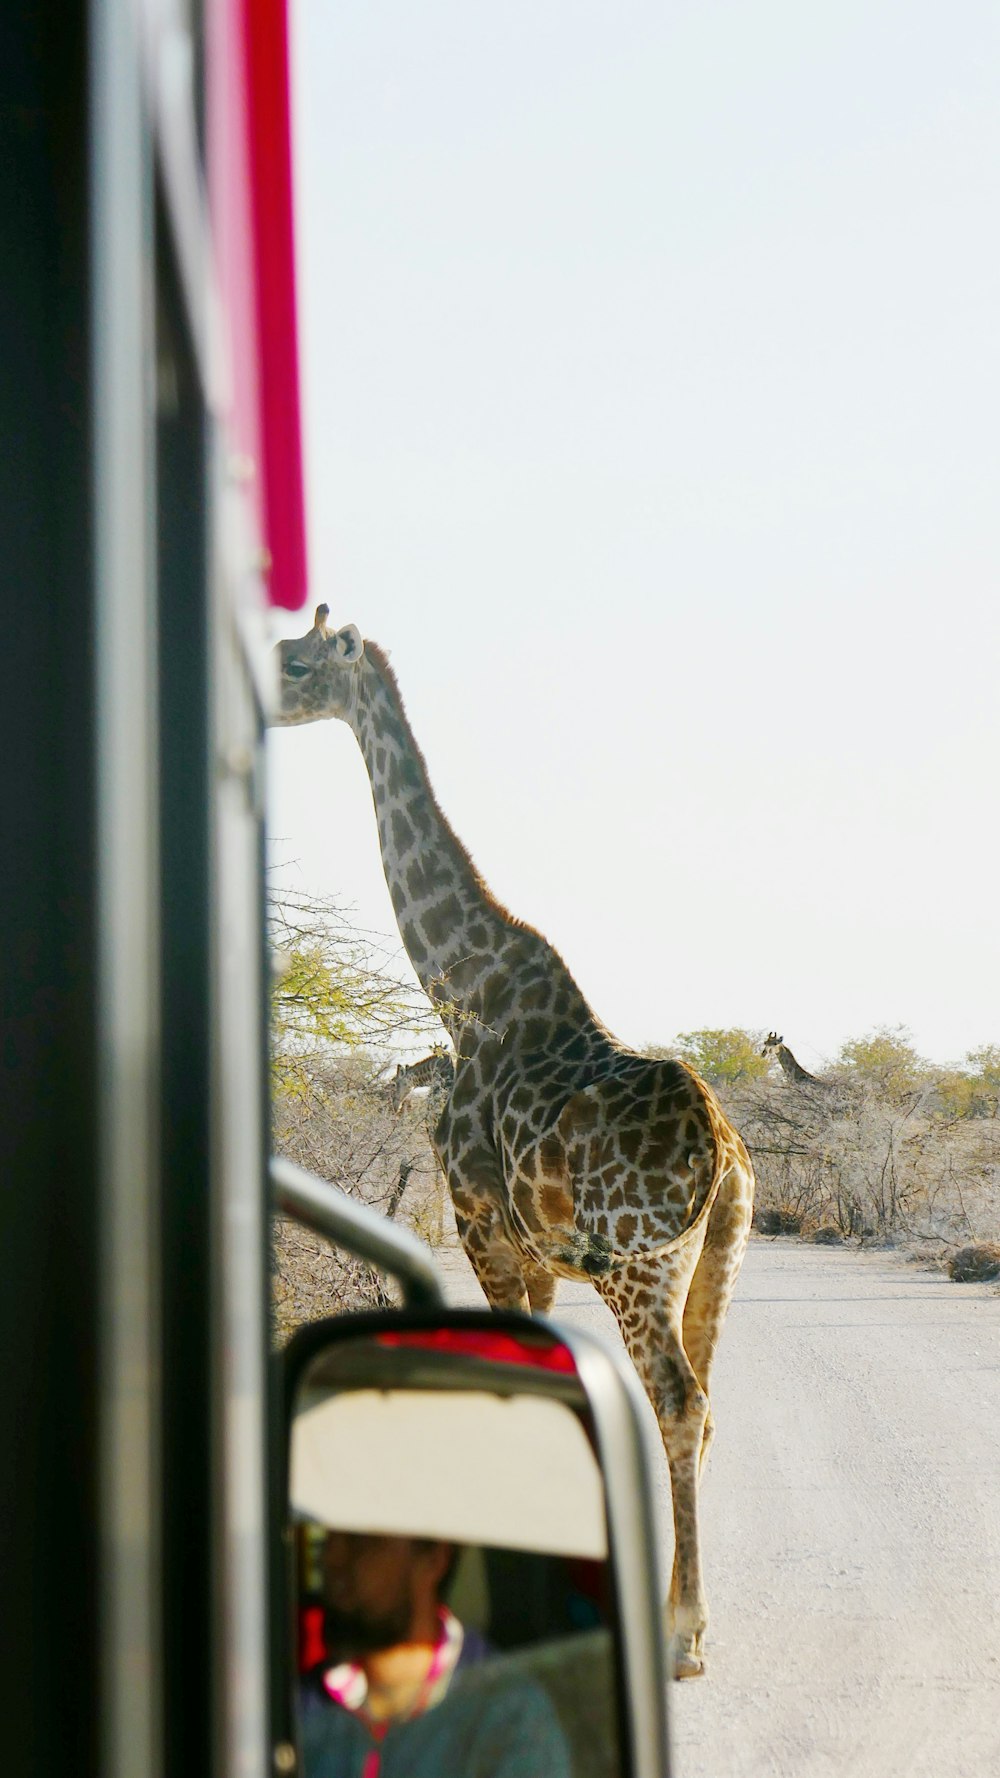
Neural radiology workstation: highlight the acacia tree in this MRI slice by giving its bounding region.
[958,1045,1000,1119]
[671,1028,770,1086]
[268,883,447,1338]
[835,1026,927,1100]
[269,884,441,1097]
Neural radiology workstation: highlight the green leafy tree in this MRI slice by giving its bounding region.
[935,1070,975,1119]
[966,1044,1000,1110]
[835,1026,926,1098]
[671,1028,770,1086]
[938,1044,1000,1119]
[269,885,440,1098]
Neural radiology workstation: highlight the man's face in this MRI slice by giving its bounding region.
[321,1532,437,1655]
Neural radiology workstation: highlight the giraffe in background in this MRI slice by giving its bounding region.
[389,1047,454,1113]
[761,1032,830,1089]
[390,1048,455,1248]
[271,608,755,1676]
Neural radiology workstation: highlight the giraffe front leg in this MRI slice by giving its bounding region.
[432,1120,531,1310]
[453,1204,555,1312]
[448,1183,531,1312]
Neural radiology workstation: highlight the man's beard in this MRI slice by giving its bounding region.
[324,1598,413,1658]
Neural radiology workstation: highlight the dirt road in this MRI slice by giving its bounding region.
[438,1235,1000,1776]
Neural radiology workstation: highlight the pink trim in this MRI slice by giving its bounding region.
[419,1612,451,1703]
[243,0,308,610]
[208,0,309,611]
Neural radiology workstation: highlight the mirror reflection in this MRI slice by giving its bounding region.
[289,1333,623,1777]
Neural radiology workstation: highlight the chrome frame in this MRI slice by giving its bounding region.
[563,1324,672,1778]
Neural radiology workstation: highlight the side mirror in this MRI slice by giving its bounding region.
[282,1308,672,1778]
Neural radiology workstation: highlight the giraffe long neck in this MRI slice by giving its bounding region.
[778,1044,818,1085]
[349,649,538,1037]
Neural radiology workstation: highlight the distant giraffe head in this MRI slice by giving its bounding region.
[761,1032,783,1057]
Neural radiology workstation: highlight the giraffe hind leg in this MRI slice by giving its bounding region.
[681,1155,754,1480]
[597,1242,712,1678]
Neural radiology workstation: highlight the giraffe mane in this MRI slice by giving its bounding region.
[362,641,618,1039]
[364,642,555,944]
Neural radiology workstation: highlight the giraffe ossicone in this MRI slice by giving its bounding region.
[271,609,755,1678]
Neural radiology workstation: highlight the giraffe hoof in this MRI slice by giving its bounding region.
[671,1635,706,1680]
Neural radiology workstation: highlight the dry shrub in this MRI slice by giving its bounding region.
[270,1050,450,1342]
[755,1205,803,1236]
[809,1223,844,1245]
[723,1070,1000,1248]
[947,1242,1000,1283]
[271,1214,398,1347]
[907,1247,950,1271]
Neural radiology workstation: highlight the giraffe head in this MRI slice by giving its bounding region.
[273,605,365,725]
[761,1031,783,1056]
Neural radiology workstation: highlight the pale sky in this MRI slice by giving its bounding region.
[268,0,999,1072]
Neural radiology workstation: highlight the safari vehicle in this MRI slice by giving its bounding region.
[4,3,671,1777]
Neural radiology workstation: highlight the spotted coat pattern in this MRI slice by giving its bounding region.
[272,610,755,1677]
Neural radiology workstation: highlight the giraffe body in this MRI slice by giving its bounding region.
[273,611,755,1676]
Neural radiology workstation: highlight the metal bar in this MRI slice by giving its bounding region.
[91,2,161,1775]
[566,1329,672,1778]
[270,1158,446,1311]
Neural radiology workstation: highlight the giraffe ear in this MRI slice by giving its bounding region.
[332,623,364,662]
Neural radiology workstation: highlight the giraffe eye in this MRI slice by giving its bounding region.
[284,660,311,681]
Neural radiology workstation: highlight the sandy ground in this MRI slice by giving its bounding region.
[435,1231,1000,1777]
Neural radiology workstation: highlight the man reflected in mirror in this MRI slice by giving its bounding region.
[299,1530,571,1778]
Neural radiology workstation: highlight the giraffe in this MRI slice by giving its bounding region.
[271,608,755,1677]
[389,1047,454,1113]
[761,1032,829,1088]
[390,1048,455,1248]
